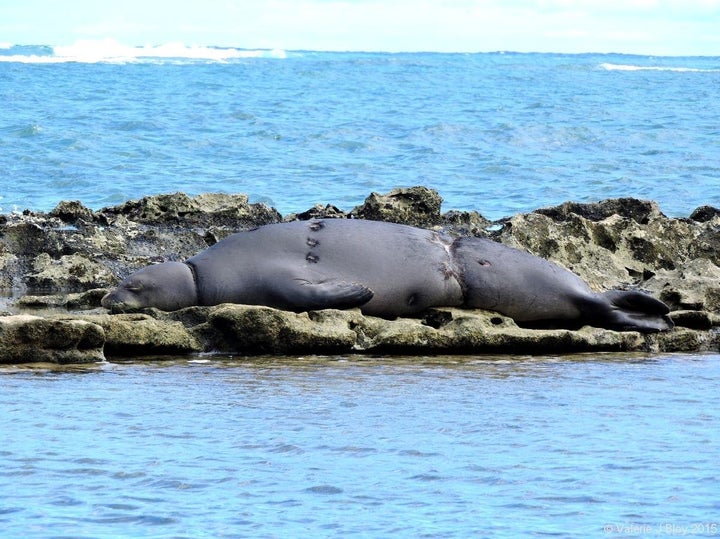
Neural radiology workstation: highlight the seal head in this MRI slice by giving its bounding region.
[101,262,197,313]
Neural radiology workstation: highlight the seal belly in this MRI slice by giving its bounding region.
[189,219,464,317]
[296,220,464,317]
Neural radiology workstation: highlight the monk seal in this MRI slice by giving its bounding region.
[101,219,673,332]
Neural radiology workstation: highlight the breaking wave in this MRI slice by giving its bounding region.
[0,39,287,64]
[600,62,720,73]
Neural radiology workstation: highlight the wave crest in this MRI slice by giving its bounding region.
[0,39,287,64]
[600,62,720,73]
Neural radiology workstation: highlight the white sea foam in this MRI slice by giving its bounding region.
[600,62,720,72]
[0,39,287,63]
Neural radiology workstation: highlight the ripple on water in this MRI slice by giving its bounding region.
[0,353,719,538]
[304,484,344,495]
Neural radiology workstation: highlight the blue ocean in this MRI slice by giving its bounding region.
[1,41,719,218]
[2,42,720,538]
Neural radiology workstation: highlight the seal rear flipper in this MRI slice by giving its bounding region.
[589,290,674,333]
[275,278,374,311]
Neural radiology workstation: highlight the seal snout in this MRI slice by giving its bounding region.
[101,288,123,309]
[101,290,129,313]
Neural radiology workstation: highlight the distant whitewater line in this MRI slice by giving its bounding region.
[600,62,720,73]
[0,38,287,63]
[3,39,720,67]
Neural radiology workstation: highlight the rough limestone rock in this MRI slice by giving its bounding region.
[0,315,105,364]
[200,304,360,354]
[645,258,720,312]
[101,192,282,228]
[0,251,19,289]
[27,253,116,291]
[441,209,491,237]
[97,305,720,357]
[1,188,719,363]
[77,313,203,357]
[50,200,97,223]
[16,289,108,310]
[351,186,443,227]
[285,204,348,222]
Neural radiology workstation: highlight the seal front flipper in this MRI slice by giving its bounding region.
[273,278,374,311]
[586,290,674,333]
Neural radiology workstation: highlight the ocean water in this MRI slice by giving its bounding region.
[2,354,720,538]
[2,42,720,538]
[1,42,719,219]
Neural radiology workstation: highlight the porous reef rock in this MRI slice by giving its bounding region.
[1,187,719,364]
[0,314,104,364]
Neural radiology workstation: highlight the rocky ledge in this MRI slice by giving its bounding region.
[1,187,719,364]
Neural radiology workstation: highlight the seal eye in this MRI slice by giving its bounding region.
[125,282,143,292]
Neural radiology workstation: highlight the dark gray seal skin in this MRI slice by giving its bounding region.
[452,236,672,332]
[101,219,673,332]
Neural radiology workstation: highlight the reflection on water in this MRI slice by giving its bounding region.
[2,353,719,538]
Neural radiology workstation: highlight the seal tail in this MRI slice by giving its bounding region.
[588,290,674,333]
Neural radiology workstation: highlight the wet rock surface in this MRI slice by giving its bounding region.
[1,188,718,363]
[0,315,105,364]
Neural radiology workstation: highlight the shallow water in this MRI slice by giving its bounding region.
[2,353,719,538]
